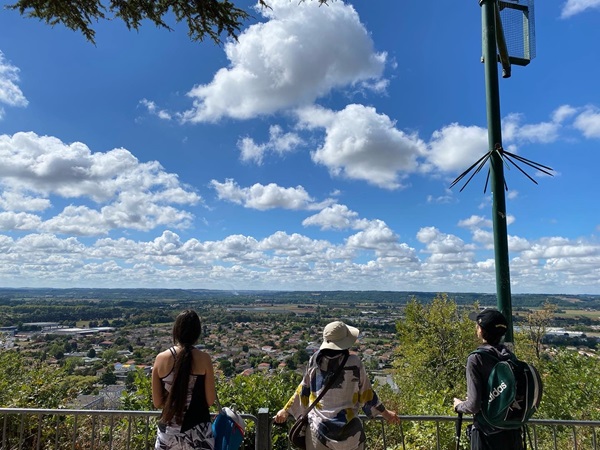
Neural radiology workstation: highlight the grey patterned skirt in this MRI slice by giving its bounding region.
[155,422,215,450]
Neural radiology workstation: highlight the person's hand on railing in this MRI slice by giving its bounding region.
[273,408,289,424]
[381,408,401,425]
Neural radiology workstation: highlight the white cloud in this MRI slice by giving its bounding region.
[509,235,531,252]
[503,112,562,144]
[561,0,600,18]
[521,237,599,259]
[210,178,330,211]
[345,219,417,261]
[417,226,474,255]
[238,125,303,164]
[0,132,201,236]
[181,0,386,122]
[458,215,493,229]
[0,222,598,293]
[298,104,426,189]
[426,123,488,173]
[13,233,86,255]
[345,219,397,249]
[260,231,331,258]
[0,212,42,231]
[426,192,455,204]
[139,98,172,120]
[0,51,28,119]
[0,190,51,212]
[573,106,600,138]
[552,104,577,123]
[472,228,493,247]
[302,204,360,230]
[426,107,574,178]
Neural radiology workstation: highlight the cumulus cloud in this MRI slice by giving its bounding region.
[502,106,578,144]
[425,106,577,176]
[0,51,28,119]
[458,214,514,230]
[302,206,417,264]
[426,123,488,173]
[552,104,577,123]
[181,0,386,122]
[302,204,360,230]
[417,226,475,256]
[0,190,51,212]
[345,219,418,262]
[210,178,331,211]
[298,104,426,189]
[458,213,524,253]
[0,211,42,231]
[561,0,600,18]
[259,230,331,258]
[458,215,493,229]
[0,223,598,292]
[346,219,397,249]
[521,236,598,259]
[0,132,201,235]
[238,125,303,164]
[573,106,600,138]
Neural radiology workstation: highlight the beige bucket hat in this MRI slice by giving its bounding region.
[320,321,359,350]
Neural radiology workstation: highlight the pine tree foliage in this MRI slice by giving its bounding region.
[6,0,331,45]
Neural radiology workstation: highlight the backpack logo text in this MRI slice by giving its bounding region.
[488,381,507,403]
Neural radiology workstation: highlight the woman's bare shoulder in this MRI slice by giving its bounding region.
[154,348,175,365]
[193,348,212,362]
[191,349,213,371]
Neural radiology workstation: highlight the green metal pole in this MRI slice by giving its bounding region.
[479,0,514,343]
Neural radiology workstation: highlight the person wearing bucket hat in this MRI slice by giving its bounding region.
[453,309,524,450]
[274,321,399,449]
[319,320,360,351]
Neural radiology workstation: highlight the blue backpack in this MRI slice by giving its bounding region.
[213,406,245,450]
[473,349,543,430]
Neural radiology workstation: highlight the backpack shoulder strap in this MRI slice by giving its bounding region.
[471,347,515,363]
[471,348,499,360]
[304,352,349,416]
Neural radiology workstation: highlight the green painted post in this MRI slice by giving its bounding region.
[479,0,514,342]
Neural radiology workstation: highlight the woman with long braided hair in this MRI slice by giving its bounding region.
[152,310,216,449]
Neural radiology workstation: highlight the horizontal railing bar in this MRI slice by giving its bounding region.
[2,408,596,428]
[0,408,159,417]
[0,408,257,423]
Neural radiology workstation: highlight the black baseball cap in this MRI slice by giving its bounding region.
[468,308,508,336]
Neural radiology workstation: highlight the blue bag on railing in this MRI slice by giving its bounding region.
[212,405,245,450]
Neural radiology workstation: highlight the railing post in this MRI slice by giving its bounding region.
[256,408,271,450]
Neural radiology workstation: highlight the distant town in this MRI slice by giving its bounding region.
[0,288,598,409]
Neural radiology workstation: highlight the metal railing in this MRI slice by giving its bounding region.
[355,415,600,450]
[1,408,599,449]
[0,408,261,450]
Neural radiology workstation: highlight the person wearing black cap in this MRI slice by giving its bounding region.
[453,309,524,450]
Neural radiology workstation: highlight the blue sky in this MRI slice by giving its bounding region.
[0,0,599,294]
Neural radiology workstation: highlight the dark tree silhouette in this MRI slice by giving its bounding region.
[7,0,330,45]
